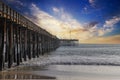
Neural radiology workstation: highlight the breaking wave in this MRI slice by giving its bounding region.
[22,44,120,66]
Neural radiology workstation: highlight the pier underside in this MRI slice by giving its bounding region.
[0,1,59,71]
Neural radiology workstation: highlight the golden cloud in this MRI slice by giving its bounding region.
[25,4,120,44]
[81,35,120,44]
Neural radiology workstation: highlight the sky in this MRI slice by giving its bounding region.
[3,0,120,44]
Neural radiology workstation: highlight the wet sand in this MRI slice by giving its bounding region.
[0,65,56,79]
[1,65,120,80]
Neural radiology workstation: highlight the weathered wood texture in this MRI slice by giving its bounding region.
[0,1,60,71]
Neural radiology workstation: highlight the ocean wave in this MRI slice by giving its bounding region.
[50,62,120,66]
[22,56,120,67]
[22,44,120,67]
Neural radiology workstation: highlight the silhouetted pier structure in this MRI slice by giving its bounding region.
[0,1,59,71]
[60,39,79,46]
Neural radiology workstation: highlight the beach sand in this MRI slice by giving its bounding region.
[1,65,120,80]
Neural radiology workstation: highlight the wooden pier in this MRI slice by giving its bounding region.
[60,39,79,46]
[0,1,59,71]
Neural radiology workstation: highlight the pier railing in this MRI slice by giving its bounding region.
[0,1,60,71]
[0,1,54,36]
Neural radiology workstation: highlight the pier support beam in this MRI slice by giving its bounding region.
[0,1,60,71]
[16,25,20,65]
[8,22,13,68]
[0,18,5,70]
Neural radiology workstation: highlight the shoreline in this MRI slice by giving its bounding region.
[0,65,56,79]
[1,64,120,80]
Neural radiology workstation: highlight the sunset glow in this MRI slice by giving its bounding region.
[4,0,120,44]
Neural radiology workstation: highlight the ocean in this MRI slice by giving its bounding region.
[48,44,120,66]
[1,44,120,80]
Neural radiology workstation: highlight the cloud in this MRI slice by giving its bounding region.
[26,3,120,44]
[81,35,120,44]
[82,6,89,14]
[29,4,66,36]
[98,16,120,36]
[87,21,98,27]
[53,7,60,13]
[6,0,24,6]
[89,0,95,4]
[29,4,87,39]
[103,17,120,28]
[86,21,98,32]
[52,7,83,29]
[89,0,96,7]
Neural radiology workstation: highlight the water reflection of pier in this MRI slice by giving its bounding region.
[0,72,56,79]
[0,1,60,71]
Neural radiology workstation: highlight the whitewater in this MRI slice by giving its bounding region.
[23,44,120,66]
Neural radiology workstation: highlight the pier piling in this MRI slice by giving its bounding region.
[0,1,60,71]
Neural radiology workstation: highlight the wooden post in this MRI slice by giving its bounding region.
[30,30,33,58]
[23,27,27,61]
[34,32,36,57]
[38,34,40,56]
[27,29,31,60]
[5,19,9,63]
[0,18,5,70]
[30,30,32,59]
[24,28,27,61]
[13,24,16,63]
[8,21,13,68]
[19,27,22,62]
[40,34,42,55]
[41,34,44,55]
[32,31,35,58]
[2,18,7,69]
[36,33,39,57]
[16,25,20,65]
